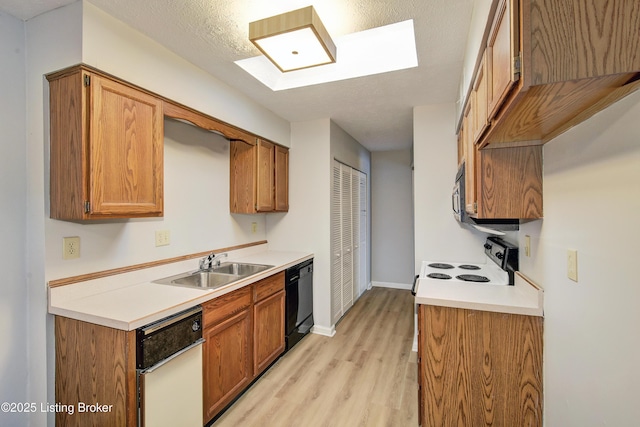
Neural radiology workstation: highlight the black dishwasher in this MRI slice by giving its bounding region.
[285,258,314,352]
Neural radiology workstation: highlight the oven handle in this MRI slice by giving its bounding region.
[411,275,419,296]
[139,338,204,374]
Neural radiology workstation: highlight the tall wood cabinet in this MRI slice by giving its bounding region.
[417,304,543,427]
[230,139,289,213]
[47,66,164,220]
[331,160,367,325]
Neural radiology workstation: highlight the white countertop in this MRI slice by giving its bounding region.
[48,245,313,330]
[414,265,544,317]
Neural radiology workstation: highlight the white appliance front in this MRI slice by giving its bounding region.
[140,343,203,427]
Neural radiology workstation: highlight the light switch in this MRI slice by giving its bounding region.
[567,249,578,282]
[155,230,170,247]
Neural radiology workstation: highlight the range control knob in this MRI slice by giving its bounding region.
[496,252,504,260]
[484,243,492,250]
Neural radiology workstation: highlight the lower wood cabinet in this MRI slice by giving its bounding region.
[202,272,285,423]
[253,289,285,374]
[202,307,252,422]
[54,316,137,427]
[417,304,543,427]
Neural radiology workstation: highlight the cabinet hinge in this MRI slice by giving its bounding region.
[473,201,478,213]
[83,74,91,87]
[513,52,522,77]
[84,201,90,213]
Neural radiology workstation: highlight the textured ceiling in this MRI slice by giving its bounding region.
[1,0,474,151]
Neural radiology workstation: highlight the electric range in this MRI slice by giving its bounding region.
[415,236,519,288]
[411,237,519,351]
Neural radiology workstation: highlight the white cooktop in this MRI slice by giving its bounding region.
[419,259,509,285]
[414,262,544,317]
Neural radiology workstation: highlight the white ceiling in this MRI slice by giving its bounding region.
[1,0,474,151]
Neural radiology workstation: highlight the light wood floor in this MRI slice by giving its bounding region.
[213,287,419,427]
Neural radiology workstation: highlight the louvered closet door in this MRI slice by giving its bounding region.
[331,161,344,324]
[358,172,368,295]
[351,167,361,300]
[340,164,354,313]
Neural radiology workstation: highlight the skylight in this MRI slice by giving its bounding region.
[236,20,418,91]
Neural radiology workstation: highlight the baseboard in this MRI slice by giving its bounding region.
[311,324,336,337]
[371,281,412,290]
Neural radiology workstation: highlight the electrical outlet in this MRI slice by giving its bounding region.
[155,230,171,247]
[567,249,578,282]
[63,236,80,260]
[524,235,531,257]
[251,222,257,234]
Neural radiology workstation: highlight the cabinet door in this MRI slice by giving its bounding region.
[253,290,285,375]
[89,73,163,217]
[472,52,489,143]
[487,0,520,120]
[230,140,257,214]
[274,145,289,211]
[255,139,275,212]
[202,309,252,423]
[463,104,478,215]
[477,145,543,219]
[418,305,543,426]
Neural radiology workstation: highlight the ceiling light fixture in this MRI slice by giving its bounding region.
[249,6,337,73]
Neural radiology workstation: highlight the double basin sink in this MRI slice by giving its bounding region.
[154,262,274,290]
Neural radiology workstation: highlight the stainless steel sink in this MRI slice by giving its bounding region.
[210,262,272,276]
[153,262,274,289]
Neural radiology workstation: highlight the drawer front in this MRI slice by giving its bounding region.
[254,272,285,302]
[203,286,252,327]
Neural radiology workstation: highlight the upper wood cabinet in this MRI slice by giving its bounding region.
[474,145,542,219]
[47,66,164,220]
[274,145,289,212]
[230,139,289,214]
[463,0,640,147]
[486,0,520,120]
[472,52,490,143]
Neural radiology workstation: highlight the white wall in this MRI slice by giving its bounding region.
[0,11,28,427]
[370,150,414,285]
[25,4,83,425]
[519,90,640,426]
[266,119,333,333]
[44,118,268,280]
[413,103,488,270]
[41,2,287,282]
[267,119,371,334]
[21,3,291,425]
[82,2,289,146]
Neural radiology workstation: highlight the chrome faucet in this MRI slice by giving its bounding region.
[199,252,228,270]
